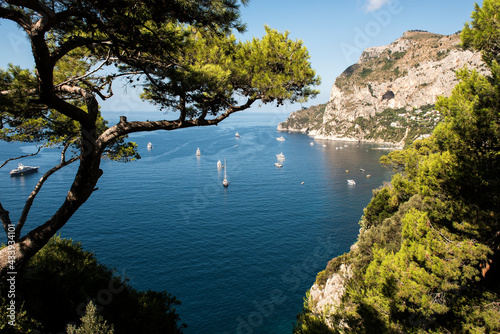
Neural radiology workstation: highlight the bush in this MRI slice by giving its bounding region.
[0,235,186,334]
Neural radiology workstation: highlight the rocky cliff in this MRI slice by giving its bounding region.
[278,31,488,146]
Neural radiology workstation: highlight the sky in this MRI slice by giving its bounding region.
[0,0,483,115]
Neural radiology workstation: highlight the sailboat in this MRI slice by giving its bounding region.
[222,159,229,187]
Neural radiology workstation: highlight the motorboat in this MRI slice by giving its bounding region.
[147,142,153,150]
[10,163,39,176]
[235,132,240,137]
[276,152,285,160]
[274,162,283,168]
[196,148,201,156]
[217,160,224,170]
[347,179,356,185]
[276,136,285,141]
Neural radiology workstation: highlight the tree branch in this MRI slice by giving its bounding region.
[54,50,112,89]
[0,6,31,30]
[15,150,79,240]
[0,146,42,169]
[99,98,257,146]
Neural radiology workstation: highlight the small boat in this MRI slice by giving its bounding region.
[10,163,39,176]
[360,168,365,172]
[147,142,153,150]
[274,162,283,168]
[347,179,356,185]
[235,132,240,137]
[217,160,224,170]
[276,136,285,141]
[310,142,314,146]
[196,148,201,156]
[276,152,285,160]
[223,159,229,187]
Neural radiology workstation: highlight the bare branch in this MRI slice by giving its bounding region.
[54,50,113,89]
[0,87,38,96]
[0,146,43,169]
[15,152,80,240]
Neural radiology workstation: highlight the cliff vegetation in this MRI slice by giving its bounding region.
[294,1,500,333]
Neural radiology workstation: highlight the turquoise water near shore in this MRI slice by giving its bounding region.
[0,110,393,333]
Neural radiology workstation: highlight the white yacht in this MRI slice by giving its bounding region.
[217,160,224,170]
[10,163,39,176]
[196,148,201,156]
[147,142,153,150]
[276,152,285,160]
[347,179,356,185]
[276,136,285,141]
[274,162,283,168]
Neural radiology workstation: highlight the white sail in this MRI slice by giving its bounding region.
[223,159,229,187]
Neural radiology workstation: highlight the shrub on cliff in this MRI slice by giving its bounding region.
[296,1,500,332]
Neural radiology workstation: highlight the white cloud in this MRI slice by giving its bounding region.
[364,0,391,12]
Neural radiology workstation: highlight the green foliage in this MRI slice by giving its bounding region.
[360,68,373,78]
[141,25,320,115]
[296,2,500,332]
[0,235,185,334]
[315,253,349,287]
[392,51,406,60]
[462,0,500,66]
[67,301,115,334]
[0,301,42,333]
[237,26,321,105]
[280,104,326,131]
[294,294,334,334]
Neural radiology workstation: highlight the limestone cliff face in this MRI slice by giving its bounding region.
[279,31,488,145]
[308,264,352,327]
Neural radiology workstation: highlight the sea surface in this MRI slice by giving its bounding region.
[0,110,393,333]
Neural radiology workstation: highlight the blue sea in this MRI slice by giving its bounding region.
[0,110,392,333]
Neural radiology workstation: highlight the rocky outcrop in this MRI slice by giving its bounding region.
[308,264,352,326]
[278,31,488,145]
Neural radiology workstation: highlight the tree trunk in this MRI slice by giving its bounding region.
[0,127,103,276]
